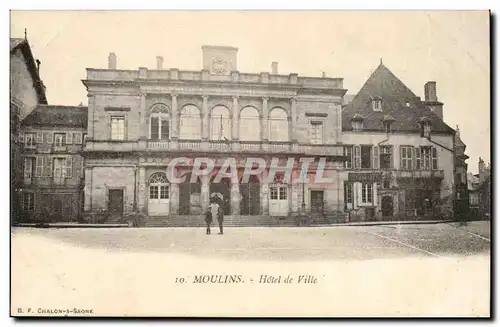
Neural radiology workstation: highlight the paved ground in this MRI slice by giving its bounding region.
[11,221,491,317]
[11,221,490,261]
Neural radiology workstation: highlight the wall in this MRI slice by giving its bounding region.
[296,99,342,144]
[91,94,141,140]
[90,166,136,212]
[10,50,38,120]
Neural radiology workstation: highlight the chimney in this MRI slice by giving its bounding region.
[35,59,41,75]
[156,56,164,70]
[423,81,443,120]
[271,62,278,75]
[108,52,117,70]
[424,81,437,102]
[479,157,485,173]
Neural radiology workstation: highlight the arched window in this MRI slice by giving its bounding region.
[269,107,289,141]
[149,103,171,140]
[179,105,202,140]
[239,106,260,141]
[149,172,169,200]
[210,106,231,141]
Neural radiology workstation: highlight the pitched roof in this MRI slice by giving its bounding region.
[10,37,47,104]
[342,63,455,134]
[21,105,88,128]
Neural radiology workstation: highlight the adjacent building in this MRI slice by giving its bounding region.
[468,157,491,220]
[82,46,347,227]
[19,105,88,222]
[341,62,456,221]
[10,36,47,224]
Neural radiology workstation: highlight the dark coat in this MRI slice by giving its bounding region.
[205,211,213,223]
[217,207,224,221]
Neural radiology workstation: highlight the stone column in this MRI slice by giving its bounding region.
[87,95,95,139]
[138,167,146,213]
[170,182,179,214]
[261,97,269,141]
[201,175,210,213]
[232,96,239,140]
[291,181,300,214]
[171,92,178,139]
[261,182,269,215]
[290,97,297,142]
[231,182,240,215]
[140,93,147,139]
[202,95,209,140]
[84,167,93,211]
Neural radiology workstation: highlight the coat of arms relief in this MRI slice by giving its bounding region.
[211,57,229,75]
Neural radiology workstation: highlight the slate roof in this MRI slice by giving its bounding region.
[21,105,88,128]
[342,63,455,134]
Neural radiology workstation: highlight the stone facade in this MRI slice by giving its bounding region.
[82,46,347,226]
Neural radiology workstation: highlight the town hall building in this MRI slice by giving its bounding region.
[82,46,347,227]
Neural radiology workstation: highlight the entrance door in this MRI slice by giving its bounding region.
[310,190,324,213]
[148,173,170,216]
[108,189,124,216]
[210,177,231,215]
[179,182,201,215]
[269,185,289,216]
[240,175,260,215]
[381,195,394,217]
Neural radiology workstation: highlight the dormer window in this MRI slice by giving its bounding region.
[372,99,382,112]
[351,114,365,131]
[419,117,432,138]
[382,115,396,134]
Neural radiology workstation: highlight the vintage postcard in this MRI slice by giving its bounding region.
[10,10,491,317]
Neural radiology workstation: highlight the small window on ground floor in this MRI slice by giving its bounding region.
[23,192,35,211]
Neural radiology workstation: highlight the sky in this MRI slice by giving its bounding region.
[10,10,490,172]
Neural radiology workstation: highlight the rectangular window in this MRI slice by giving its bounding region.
[149,186,158,199]
[309,121,323,144]
[73,132,82,144]
[151,117,159,140]
[361,183,373,204]
[415,147,421,169]
[111,116,125,140]
[24,157,34,179]
[352,121,363,131]
[432,147,438,170]
[65,156,73,178]
[45,132,54,144]
[344,146,353,169]
[35,157,43,177]
[53,158,67,178]
[372,99,382,111]
[160,185,169,199]
[45,156,53,177]
[66,132,73,144]
[372,146,379,169]
[23,192,35,211]
[424,124,431,138]
[400,146,413,170]
[25,132,36,148]
[36,132,43,144]
[161,118,170,140]
[380,146,392,169]
[344,182,353,206]
[384,122,392,133]
[421,147,432,170]
[54,133,66,147]
[354,145,361,169]
[361,145,372,169]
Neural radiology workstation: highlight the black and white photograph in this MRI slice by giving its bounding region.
[9,9,491,317]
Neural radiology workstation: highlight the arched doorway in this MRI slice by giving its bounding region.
[381,195,394,217]
[240,174,260,215]
[179,172,202,215]
[148,172,170,216]
[210,175,231,215]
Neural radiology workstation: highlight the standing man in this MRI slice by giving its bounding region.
[204,208,213,235]
[217,205,224,235]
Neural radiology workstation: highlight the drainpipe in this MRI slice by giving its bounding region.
[133,166,137,212]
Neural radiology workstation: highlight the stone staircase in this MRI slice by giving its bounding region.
[142,214,303,228]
